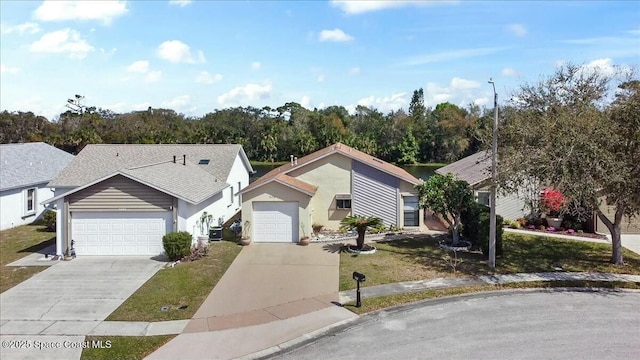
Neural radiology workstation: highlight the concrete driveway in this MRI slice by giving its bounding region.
[0,257,164,321]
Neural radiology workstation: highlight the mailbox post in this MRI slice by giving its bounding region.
[353,271,366,308]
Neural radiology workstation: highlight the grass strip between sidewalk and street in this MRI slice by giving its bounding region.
[106,240,241,322]
[343,280,640,315]
[0,223,55,293]
[339,233,640,291]
[80,335,175,360]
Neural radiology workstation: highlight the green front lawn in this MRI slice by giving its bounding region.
[81,335,175,360]
[106,240,241,322]
[0,223,55,293]
[340,233,640,291]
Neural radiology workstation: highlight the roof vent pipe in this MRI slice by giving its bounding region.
[173,155,176,163]
[294,157,298,166]
[290,155,294,166]
[183,154,186,166]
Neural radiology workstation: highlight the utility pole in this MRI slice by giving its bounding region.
[487,79,498,269]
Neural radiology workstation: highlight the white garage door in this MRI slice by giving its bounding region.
[253,202,299,243]
[72,211,172,255]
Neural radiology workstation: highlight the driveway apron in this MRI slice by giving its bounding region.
[0,257,164,321]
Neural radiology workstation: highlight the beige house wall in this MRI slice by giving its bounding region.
[241,182,312,240]
[289,153,352,230]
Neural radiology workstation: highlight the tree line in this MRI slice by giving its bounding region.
[0,89,495,164]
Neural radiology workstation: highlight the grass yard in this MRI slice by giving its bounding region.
[339,233,640,291]
[344,280,640,315]
[0,223,55,293]
[106,240,241,322]
[81,335,175,360]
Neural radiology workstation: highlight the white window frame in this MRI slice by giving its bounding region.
[25,187,36,216]
[336,194,352,210]
[237,181,241,204]
[229,186,234,206]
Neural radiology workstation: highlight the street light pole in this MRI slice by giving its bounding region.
[488,79,498,269]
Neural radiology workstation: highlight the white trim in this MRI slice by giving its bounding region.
[24,187,37,216]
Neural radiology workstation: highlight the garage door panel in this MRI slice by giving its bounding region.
[72,211,170,256]
[253,202,298,243]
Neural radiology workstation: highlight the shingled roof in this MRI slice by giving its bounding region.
[241,142,422,195]
[47,144,252,204]
[435,151,491,186]
[0,142,74,191]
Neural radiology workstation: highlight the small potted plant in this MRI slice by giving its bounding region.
[198,212,213,246]
[299,223,310,246]
[239,220,251,246]
[540,189,567,229]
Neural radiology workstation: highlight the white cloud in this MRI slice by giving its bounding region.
[450,77,480,90]
[422,77,488,108]
[318,28,354,42]
[33,0,128,25]
[163,95,190,108]
[0,64,20,74]
[331,0,455,14]
[2,22,41,35]
[29,29,94,59]
[349,66,361,75]
[126,60,149,73]
[501,67,517,77]
[506,23,527,37]
[145,70,162,83]
[217,81,273,107]
[251,61,261,70]
[157,40,205,64]
[300,95,311,109]
[317,74,325,83]
[169,0,193,7]
[401,47,503,66]
[354,92,409,113]
[196,71,222,84]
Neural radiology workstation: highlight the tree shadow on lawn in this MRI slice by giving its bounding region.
[322,243,349,254]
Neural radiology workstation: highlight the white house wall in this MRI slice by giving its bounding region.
[183,191,226,243]
[225,153,250,214]
[496,192,527,220]
[0,184,54,230]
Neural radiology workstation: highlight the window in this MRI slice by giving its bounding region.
[476,190,490,207]
[237,181,241,204]
[25,188,36,215]
[403,196,419,227]
[229,186,234,205]
[336,194,351,209]
[198,159,210,165]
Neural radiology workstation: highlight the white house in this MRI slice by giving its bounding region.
[0,142,74,230]
[44,144,253,256]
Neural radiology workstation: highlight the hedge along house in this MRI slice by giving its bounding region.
[240,143,426,243]
[44,144,253,256]
[436,151,528,221]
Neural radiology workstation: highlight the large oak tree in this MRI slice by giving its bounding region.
[498,64,639,265]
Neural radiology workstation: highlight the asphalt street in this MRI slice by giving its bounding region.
[270,289,640,360]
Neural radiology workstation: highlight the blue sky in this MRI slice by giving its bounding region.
[1,0,638,120]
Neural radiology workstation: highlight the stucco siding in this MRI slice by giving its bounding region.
[597,201,640,234]
[241,182,312,240]
[225,153,250,216]
[0,183,53,230]
[289,153,352,230]
[184,191,226,243]
[352,161,399,226]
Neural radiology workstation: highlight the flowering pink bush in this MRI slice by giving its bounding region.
[541,189,567,217]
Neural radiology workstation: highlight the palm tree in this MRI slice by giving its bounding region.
[340,215,383,250]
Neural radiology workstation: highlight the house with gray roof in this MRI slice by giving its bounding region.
[436,151,528,220]
[0,142,75,230]
[44,144,253,256]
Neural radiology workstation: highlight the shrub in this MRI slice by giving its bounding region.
[479,212,504,257]
[162,231,192,261]
[42,210,56,232]
[312,223,324,234]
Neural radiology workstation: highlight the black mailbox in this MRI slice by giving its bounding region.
[353,271,366,282]
[352,271,366,308]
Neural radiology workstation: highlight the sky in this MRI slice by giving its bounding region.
[0,0,638,120]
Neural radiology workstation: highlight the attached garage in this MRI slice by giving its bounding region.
[72,211,171,255]
[253,202,299,243]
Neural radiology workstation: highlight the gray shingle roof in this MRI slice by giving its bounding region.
[48,144,250,204]
[435,151,491,186]
[0,142,75,191]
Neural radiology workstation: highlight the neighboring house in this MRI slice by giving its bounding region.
[0,142,75,230]
[240,143,426,243]
[436,151,528,220]
[596,202,640,235]
[44,144,253,256]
